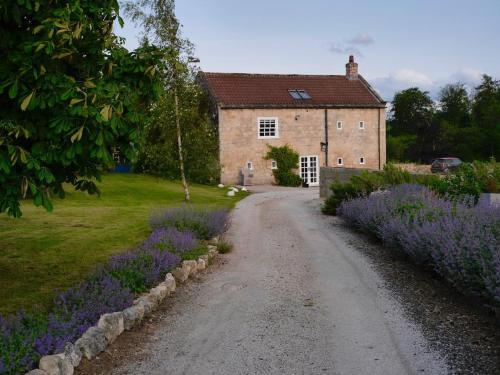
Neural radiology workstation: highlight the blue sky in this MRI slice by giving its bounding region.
[116,0,500,101]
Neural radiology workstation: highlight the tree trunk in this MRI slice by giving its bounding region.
[174,86,190,201]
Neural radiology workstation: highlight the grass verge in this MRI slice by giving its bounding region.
[0,173,246,314]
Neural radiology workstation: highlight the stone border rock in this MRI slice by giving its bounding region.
[26,239,220,375]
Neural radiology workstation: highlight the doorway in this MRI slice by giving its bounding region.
[300,155,319,186]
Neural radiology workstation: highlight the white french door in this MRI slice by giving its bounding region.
[300,155,319,186]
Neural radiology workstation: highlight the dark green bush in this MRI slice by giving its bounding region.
[264,145,302,187]
[322,171,385,215]
[273,169,303,187]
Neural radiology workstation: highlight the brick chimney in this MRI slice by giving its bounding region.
[345,55,358,80]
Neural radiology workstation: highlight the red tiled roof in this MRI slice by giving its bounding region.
[200,72,385,109]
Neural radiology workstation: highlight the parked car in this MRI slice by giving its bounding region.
[431,157,462,173]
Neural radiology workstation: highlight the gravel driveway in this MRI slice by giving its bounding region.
[111,186,448,375]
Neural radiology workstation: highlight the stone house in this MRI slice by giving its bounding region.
[200,56,386,186]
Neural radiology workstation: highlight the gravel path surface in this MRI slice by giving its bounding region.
[109,187,448,375]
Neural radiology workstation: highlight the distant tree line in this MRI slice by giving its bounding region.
[387,75,500,163]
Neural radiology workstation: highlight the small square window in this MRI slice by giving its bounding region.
[247,161,253,170]
[337,158,343,166]
[359,121,365,129]
[337,121,343,130]
[359,157,365,164]
[258,117,279,138]
[271,160,277,169]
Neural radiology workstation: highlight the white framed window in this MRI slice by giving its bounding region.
[359,157,365,165]
[258,117,279,139]
[336,121,343,130]
[359,121,365,130]
[271,160,278,169]
[246,161,253,170]
[337,157,343,166]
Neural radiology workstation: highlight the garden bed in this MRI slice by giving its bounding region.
[0,205,232,374]
[337,184,500,309]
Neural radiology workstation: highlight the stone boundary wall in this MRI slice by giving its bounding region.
[25,240,221,375]
[319,167,375,198]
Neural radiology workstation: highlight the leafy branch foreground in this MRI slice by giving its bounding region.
[0,206,229,374]
[0,1,164,217]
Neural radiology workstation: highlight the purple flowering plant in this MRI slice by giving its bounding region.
[338,184,500,305]
[1,205,227,374]
[150,206,230,240]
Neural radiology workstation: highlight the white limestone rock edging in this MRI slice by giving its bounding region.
[28,240,220,375]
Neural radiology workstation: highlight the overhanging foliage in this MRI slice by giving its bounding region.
[0,0,164,216]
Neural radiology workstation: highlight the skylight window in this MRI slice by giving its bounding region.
[288,89,312,100]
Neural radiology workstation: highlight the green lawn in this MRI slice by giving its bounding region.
[0,173,245,315]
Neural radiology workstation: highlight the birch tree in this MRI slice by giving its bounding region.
[124,0,194,200]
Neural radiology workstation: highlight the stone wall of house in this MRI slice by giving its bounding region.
[218,107,386,185]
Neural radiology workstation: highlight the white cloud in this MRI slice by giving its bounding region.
[390,69,434,86]
[370,68,485,102]
[370,69,434,100]
[448,68,483,86]
[345,33,375,46]
[329,43,362,57]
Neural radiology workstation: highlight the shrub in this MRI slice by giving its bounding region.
[264,145,302,187]
[322,170,385,215]
[338,184,500,305]
[0,274,134,374]
[431,159,500,200]
[273,169,303,187]
[322,161,500,216]
[217,242,233,254]
[150,206,230,240]
[141,227,198,254]
[107,250,180,293]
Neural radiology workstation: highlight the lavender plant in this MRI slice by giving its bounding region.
[338,184,500,305]
[150,206,230,240]
[141,227,198,254]
[1,205,227,374]
[0,226,187,374]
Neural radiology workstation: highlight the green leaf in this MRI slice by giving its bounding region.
[33,25,44,34]
[8,80,18,99]
[96,131,104,146]
[35,43,46,53]
[69,98,84,106]
[70,126,84,143]
[100,105,111,121]
[19,148,28,163]
[84,80,96,88]
[21,91,35,111]
[33,192,42,207]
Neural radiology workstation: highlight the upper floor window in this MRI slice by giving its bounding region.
[271,160,278,169]
[359,121,365,130]
[336,121,343,130]
[247,161,253,170]
[359,157,365,164]
[337,157,343,166]
[258,117,279,138]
